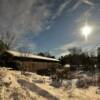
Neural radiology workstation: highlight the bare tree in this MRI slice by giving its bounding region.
[68,47,82,55]
[0,31,16,50]
[38,51,55,58]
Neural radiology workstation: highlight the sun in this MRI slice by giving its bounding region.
[81,25,92,40]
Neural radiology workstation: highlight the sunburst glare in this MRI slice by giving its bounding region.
[81,24,93,40]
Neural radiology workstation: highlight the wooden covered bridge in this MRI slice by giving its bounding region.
[0,50,59,73]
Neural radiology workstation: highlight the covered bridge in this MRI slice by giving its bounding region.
[0,50,59,72]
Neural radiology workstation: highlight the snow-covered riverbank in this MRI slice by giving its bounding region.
[0,67,100,100]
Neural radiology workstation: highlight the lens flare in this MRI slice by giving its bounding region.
[81,25,92,40]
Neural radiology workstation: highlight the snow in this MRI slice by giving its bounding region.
[0,67,100,100]
[6,50,59,62]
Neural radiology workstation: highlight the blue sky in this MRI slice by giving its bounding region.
[0,0,100,57]
[30,0,100,57]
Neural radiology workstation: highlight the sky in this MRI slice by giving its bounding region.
[0,0,100,58]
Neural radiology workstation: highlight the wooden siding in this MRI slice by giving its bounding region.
[16,60,59,72]
[1,51,59,72]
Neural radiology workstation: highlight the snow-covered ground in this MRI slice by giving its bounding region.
[0,67,100,100]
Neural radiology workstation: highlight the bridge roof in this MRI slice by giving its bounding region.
[6,50,59,62]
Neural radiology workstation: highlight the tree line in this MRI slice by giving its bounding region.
[59,47,99,71]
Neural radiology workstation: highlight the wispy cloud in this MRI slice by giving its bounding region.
[52,0,71,20]
[54,42,78,51]
[0,0,52,36]
[68,0,94,12]
[52,42,80,57]
[52,36,100,58]
[0,0,94,36]
[81,0,94,6]
[0,0,96,52]
[14,37,36,52]
[0,0,52,50]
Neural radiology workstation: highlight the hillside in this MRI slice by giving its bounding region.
[0,67,100,100]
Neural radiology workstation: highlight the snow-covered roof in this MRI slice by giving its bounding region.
[6,50,59,62]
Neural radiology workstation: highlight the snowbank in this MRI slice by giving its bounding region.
[0,67,100,100]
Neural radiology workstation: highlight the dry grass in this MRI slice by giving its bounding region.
[0,67,100,100]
